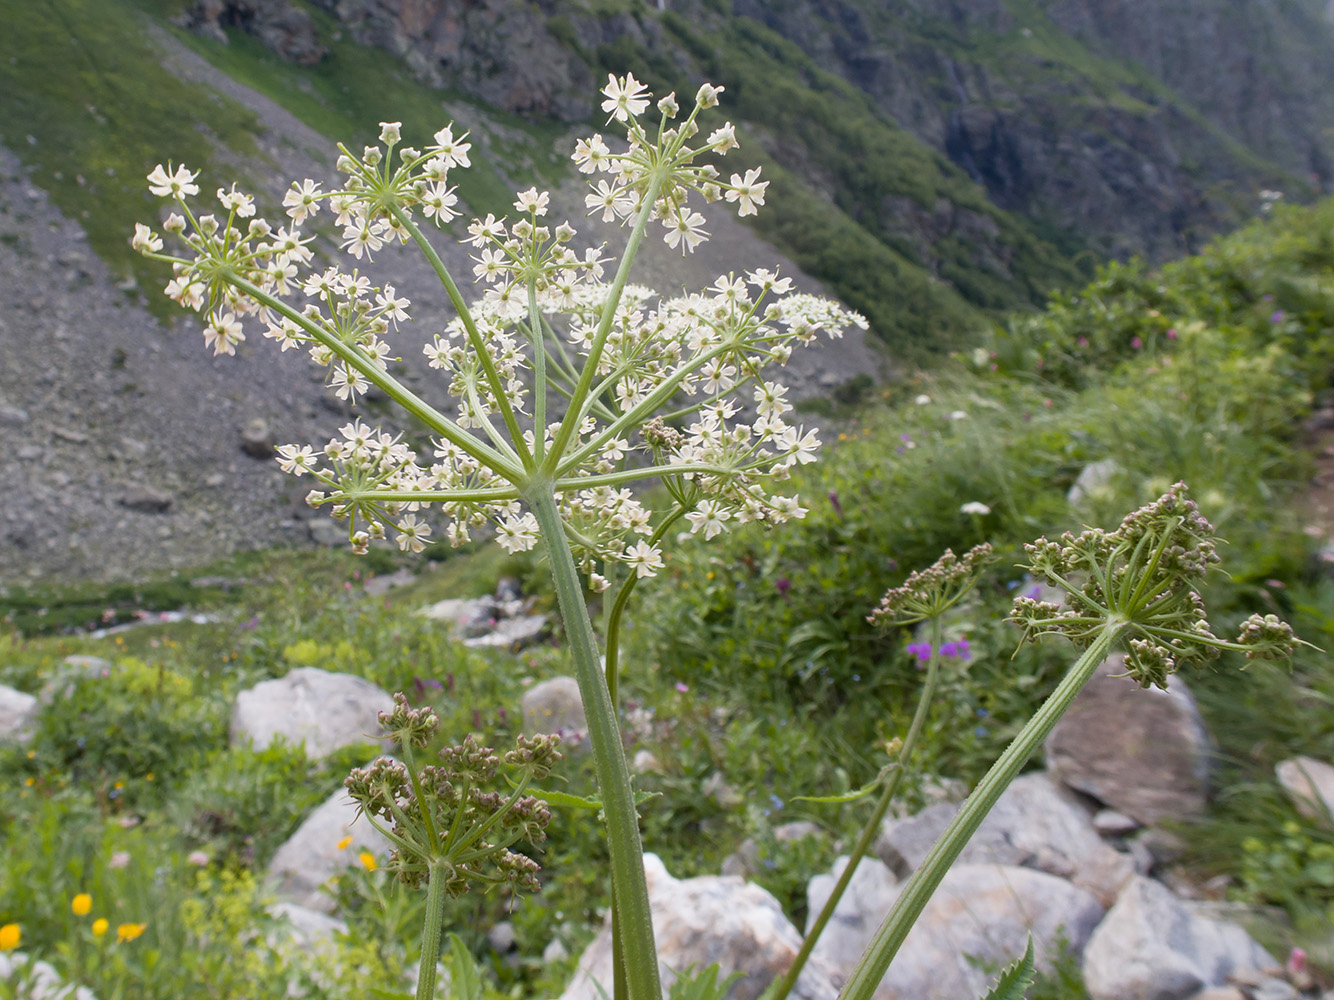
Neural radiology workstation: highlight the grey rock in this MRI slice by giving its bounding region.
[1251,978,1298,1000]
[1047,654,1213,825]
[267,786,394,912]
[1275,756,1334,824]
[495,575,523,603]
[807,860,1103,1000]
[0,952,98,999]
[521,676,586,738]
[0,405,29,426]
[1082,876,1275,1000]
[267,900,348,947]
[307,517,347,547]
[0,685,38,744]
[1184,990,1246,1000]
[561,853,841,1000]
[240,417,276,459]
[1068,459,1122,506]
[417,597,501,637]
[702,771,744,809]
[1093,810,1142,837]
[876,773,1133,905]
[730,822,825,878]
[543,938,570,964]
[463,614,548,650]
[231,666,394,760]
[119,486,173,513]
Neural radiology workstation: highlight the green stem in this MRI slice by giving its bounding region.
[771,618,946,1000]
[528,486,661,1000]
[543,174,665,475]
[416,860,450,1000]
[837,623,1126,1000]
[390,206,531,469]
[604,508,686,703]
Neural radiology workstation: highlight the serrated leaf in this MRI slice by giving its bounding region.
[976,935,1035,1000]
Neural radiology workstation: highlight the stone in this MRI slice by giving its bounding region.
[418,597,501,637]
[1067,459,1122,506]
[702,771,743,809]
[1274,756,1334,823]
[0,684,38,744]
[0,404,29,426]
[0,951,98,999]
[1251,979,1298,1000]
[807,860,1103,1000]
[1185,990,1245,1000]
[560,854,840,1000]
[307,517,347,547]
[464,614,548,650]
[267,901,347,947]
[1047,653,1213,825]
[266,787,394,913]
[1082,876,1275,1000]
[543,938,570,964]
[521,676,586,738]
[876,773,1133,905]
[239,417,276,459]
[119,486,173,513]
[230,666,394,760]
[1093,810,1141,837]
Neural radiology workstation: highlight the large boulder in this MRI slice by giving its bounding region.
[876,773,1134,905]
[230,667,394,760]
[806,860,1104,1000]
[0,684,38,744]
[0,951,98,999]
[561,854,840,1000]
[1046,654,1213,825]
[266,786,394,913]
[1082,876,1275,1000]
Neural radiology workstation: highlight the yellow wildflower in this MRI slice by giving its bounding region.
[358,851,377,872]
[116,923,146,943]
[72,893,92,916]
[0,923,19,950]
[92,918,109,937]
[336,835,353,850]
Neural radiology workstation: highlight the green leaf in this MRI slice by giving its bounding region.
[368,991,414,1000]
[447,932,482,1000]
[976,935,1035,1000]
[530,786,662,812]
[791,765,896,805]
[666,963,745,1000]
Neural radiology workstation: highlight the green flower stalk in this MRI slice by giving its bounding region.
[837,484,1299,1000]
[134,75,865,1000]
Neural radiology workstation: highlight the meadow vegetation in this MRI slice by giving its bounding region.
[3,191,1334,994]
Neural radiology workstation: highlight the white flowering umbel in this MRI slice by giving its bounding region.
[134,77,864,1000]
[135,77,864,585]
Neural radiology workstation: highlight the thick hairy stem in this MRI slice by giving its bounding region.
[837,623,1126,1000]
[770,618,945,1000]
[528,486,661,1000]
[415,860,450,1000]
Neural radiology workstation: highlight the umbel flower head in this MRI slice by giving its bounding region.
[869,543,995,627]
[1010,482,1299,688]
[344,711,562,895]
[133,77,866,588]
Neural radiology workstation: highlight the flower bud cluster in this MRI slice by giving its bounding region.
[869,543,995,627]
[344,724,561,895]
[134,78,866,581]
[1010,483,1298,688]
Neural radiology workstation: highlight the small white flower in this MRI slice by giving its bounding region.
[685,500,730,540]
[131,223,162,254]
[960,502,992,516]
[948,410,968,421]
[914,394,932,405]
[623,540,664,578]
[378,121,402,143]
[602,72,650,122]
[276,443,317,475]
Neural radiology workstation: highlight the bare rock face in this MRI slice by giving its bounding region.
[309,0,593,119]
[876,772,1134,906]
[1046,654,1213,825]
[561,854,841,1000]
[1082,876,1274,1000]
[805,859,1104,1000]
[179,0,327,65]
[230,666,394,760]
